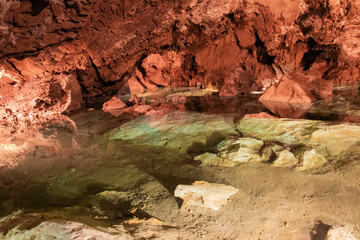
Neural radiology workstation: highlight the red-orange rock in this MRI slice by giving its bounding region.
[259,74,333,104]
[260,77,315,104]
[102,97,127,112]
[260,101,311,119]
[142,52,182,88]
[0,0,359,129]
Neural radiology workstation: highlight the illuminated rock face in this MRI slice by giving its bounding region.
[1,0,360,125]
[174,181,238,210]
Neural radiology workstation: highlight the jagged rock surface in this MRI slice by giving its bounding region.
[1,0,360,127]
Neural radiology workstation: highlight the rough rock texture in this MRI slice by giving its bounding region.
[273,150,299,168]
[297,149,327,170]
[4,220,133,240]
[259,73,333,103]
[325,227,358,240]
[1,0,360,126]
[174,181,238,210]
[237,117,325,145]
[310,124,360,157]
[194,152,237,167]
[107,112,238,154]
[217,137,264,163]
[102,96,127,113]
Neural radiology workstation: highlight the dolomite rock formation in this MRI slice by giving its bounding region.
[174,181,238,210]
[1,0,360,128]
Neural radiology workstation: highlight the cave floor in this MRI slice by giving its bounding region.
[1,89,360,239]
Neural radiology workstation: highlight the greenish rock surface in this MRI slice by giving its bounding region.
[194,152,237,167]
[107,112,238,153]
[217,137,264,163]
[237,117,324,145]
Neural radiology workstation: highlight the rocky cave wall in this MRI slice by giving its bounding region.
[1,0,360,129]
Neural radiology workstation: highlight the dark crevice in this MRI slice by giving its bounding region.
[254,31,275,65]
[300,38,339,71]
[28,0,49,16]
[75,70,90,95]
[6,60,23,77]
[233,32,243,50]
[134,53,149,78]
[48,2,59,23]
[306,0,329,17]
[181,54,198,77]
[133,73,147,90]
[301,50,323,71]
[297,14,313,35]
[225,12,235,23]
[301,38,323,71]
[55,27,79,34]
[89,57,117,87]
[64,0,88,17]
[0,38,74,60]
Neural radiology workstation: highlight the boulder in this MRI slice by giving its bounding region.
[260,145,279,162]
[273,150,298,168]
[102,96,127,112]
[310,124,360,157]
[174,181,238,210]
[260,77,315,104]
[298,149,327,170]
[217,137,264,163]
[259,74,333,104]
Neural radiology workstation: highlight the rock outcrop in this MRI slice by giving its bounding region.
[1,0,360,127]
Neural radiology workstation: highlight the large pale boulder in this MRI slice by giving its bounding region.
[174,181,238,210]
[310,124,360,157]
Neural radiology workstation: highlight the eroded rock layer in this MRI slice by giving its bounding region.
[1,0,360,127]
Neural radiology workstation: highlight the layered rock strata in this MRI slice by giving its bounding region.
[0,0,360,127]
